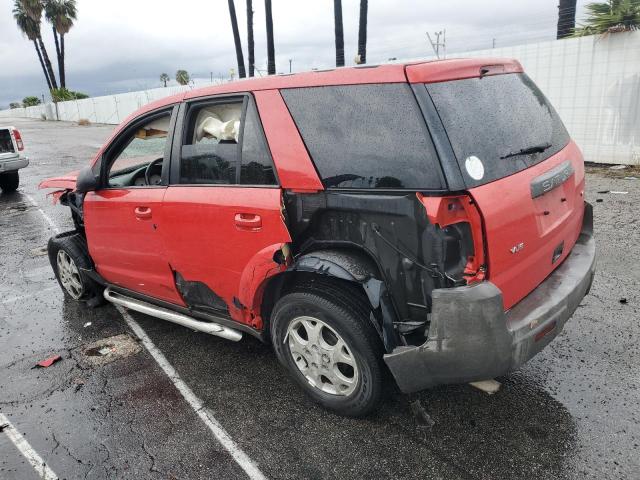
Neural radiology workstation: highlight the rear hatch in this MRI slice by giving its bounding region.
[423,71,585,310]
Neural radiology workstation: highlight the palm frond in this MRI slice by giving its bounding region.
[573,0,640,35]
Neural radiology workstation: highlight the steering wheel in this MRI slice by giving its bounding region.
[145,157,163,186]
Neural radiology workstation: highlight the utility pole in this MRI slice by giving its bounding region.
[492,38,496,49]
[210,71,213,83]
[289,59,292,73]
[427,30,446,59]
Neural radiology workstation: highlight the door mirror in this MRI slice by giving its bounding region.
[76,166,99,193]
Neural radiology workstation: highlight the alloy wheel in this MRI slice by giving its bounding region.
[286,316,359,396]
[57,250,83,299]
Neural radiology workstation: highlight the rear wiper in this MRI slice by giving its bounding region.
[500,143,552,159]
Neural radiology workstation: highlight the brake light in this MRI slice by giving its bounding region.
[417,193,486,284]
[12,129,24,151]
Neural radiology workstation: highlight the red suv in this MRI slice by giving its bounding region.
[41,58,596,416]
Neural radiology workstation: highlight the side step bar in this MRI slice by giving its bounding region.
[104,287,243,342]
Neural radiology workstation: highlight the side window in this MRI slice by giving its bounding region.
[179,101,243,184]
[107,112,171,187]
[240,101,277,185]
[281,84,444,189]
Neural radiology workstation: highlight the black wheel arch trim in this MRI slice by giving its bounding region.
[286,248,400,351]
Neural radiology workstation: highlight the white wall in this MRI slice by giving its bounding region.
[0,84,193,124]
[1,32,639,164]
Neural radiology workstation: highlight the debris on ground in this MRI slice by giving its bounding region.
[0,423,9,432]
[78,334,142,367]
[469,379,502,394]
[620,298,628,304]
[83,322,92,328]
[609,164,628,170]
[410,400,435,428]
[32,355,62,369]
[596,199,604,203]
[30,246,48,257]
[597,190,628,195]
[73,377,86,392]
[625,176,638,180]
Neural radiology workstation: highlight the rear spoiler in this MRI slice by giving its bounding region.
[405,58,523,84]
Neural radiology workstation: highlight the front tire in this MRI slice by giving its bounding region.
[271,284,384,417]
[48,232,103,305]
[0,171,19,192]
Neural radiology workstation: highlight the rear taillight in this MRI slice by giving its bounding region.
[12,129,24,151]
[417,193,486,285]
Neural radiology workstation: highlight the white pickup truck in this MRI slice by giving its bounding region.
[0,126,28,192]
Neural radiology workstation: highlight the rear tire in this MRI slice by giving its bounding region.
[48,232,104,306]
[0,171,19,192]
[271,282,384,417]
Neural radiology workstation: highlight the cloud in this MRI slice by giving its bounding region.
[0,0,591,106]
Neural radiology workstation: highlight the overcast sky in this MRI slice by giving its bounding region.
[0,0,590,107]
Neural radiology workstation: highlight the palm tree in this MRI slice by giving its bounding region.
[13,1,52,91]
[44,0,77,89]
[265,0,275,74]
[176,70,190,86]
[247,0,255,77]
[357,0,368,64]
[557,0,578,38]
[160,73,170,87]
[17,0,58,89]
[574,0,640,35]
[228,0,246,78]
[334,0,344,67]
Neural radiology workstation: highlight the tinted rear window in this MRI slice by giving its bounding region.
[426,73,570,187]
[282,84,444,190]
[0,129,14,154]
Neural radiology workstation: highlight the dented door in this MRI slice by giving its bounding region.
[161,186,290,325]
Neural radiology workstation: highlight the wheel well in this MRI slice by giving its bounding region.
[261,271,377,341]
[260,246,396,348]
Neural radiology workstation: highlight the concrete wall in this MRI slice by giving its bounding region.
[0,85,193,124]
[2,31,638,164]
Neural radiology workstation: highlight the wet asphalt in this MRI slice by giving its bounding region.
[0,117,638,480]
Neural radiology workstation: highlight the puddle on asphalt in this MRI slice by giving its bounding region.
[78,333,141,367]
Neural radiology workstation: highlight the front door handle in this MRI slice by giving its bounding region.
[234,213,262,231]
[134,206,152,220]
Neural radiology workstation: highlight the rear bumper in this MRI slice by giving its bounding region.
[0,155,28,173]
[384,202,596,393]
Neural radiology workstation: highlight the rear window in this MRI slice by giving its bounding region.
[426,73,570,187]
[0,129,14,154]
[282,84,444,190]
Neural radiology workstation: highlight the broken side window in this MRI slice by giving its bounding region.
[179,100,243,185]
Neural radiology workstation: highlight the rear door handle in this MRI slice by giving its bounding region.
[234,213,262,230]
[134,206,152,220]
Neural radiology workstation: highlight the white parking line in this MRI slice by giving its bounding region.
[0,413,59,480]
[24,193,61,234]
[27,192,267,480]
[117,306,266,480]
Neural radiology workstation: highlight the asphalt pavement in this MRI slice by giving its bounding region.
[1,117,638,480]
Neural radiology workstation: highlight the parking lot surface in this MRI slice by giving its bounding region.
[1,117,639,479]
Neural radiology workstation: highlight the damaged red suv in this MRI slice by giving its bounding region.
[41,58,596,416]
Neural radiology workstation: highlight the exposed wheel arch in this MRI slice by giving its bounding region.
[261,247,400,351]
